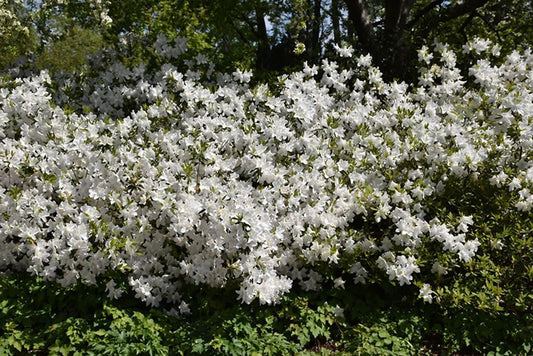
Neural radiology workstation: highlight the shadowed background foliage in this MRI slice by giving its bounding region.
[2,0,532,81]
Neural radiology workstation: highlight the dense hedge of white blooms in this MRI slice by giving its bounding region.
[1,36,532,313]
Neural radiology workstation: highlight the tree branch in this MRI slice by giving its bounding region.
[407,0,446,28]
[477,11,503,43]
[230,20,252,45]
[239,13,260,38]
[438,0,491,23]
[459,12,475,43]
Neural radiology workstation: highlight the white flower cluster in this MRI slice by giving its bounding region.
[0,0,30,40]
[1,37,532,310]
[154,34,188,59]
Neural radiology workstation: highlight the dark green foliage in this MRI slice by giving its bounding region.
[0,276,321,355]
[3,1,532,81]
[1,273,531,355]
[36,26,105,73]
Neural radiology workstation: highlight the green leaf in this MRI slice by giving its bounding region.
[11,339,22,352]
[378,329,389,339]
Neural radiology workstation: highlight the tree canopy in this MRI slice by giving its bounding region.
[1,0,532,81]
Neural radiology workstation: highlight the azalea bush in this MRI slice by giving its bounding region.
[1,35,532,308]
[0,35,532,353]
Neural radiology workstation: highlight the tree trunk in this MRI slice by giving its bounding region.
[343,0,375,54]
[331,0,341,44]
[309,0,322,63]
[255,5,270,70]
[383,0,416,78]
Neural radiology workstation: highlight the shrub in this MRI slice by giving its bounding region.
[0,36,531,340]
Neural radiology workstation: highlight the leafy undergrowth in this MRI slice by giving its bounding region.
[0,274,531,355]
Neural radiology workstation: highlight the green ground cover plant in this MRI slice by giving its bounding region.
[1,273,531,354]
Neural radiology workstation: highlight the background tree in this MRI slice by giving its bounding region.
[106,0,533,82]
[1,0,531,82]
[0,0,36,69]
[342,0,533,81]
[35,25,104,72]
